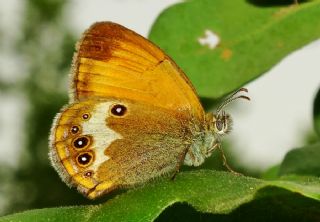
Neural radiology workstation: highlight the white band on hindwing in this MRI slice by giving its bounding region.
[81,102,123,172]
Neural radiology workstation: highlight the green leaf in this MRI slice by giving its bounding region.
[314,87,320,137]
[156,187,320,222]
[261,164,280,180]
[1,170,319,222]
[149,0,320,98]
[279,143,320,177]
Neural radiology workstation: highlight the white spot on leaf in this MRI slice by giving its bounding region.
[198,29,220,50]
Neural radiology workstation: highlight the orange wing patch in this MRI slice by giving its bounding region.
[70,22,204,120]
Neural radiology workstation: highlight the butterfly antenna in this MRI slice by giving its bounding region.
[216,88,250,114]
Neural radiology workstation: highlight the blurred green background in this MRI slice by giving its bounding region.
[0,0,92,216]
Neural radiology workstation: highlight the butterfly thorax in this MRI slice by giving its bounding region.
[183,112,232,167]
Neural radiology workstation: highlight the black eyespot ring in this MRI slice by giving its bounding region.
[82,113,90,120]
[111,104,127,116]
[215,120,223,131]
[84,171,94,178]
[70,125,80,134]
[77,152,94,167]
[73,136,91,149]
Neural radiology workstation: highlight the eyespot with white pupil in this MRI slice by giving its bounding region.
[82,113,90,120]
[111,104,127,116]
[77,152,93,167]
[84,171,93,178]
[73,136,90,149]
[71,125,80,134]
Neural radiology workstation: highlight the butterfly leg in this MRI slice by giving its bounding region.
[215,143,241,176]
[171,148,189,180]
[206,142,219,154]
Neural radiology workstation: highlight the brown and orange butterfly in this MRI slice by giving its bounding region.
[49,22,249,199]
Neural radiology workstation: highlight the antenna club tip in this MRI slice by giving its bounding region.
[238,95,251,101]
[239,87,249,93]
[216,88,250,113]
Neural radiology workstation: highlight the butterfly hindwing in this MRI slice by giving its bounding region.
[49,99,193,198]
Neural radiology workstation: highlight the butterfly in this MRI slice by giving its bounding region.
[49,22,249,199]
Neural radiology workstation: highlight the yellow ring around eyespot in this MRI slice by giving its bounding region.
[109,103,128,117]
[72,135,92,150]
[82,113,91,120]
[69,125,82,135]
[76,151,95,168]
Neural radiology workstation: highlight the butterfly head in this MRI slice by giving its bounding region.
[210,88,250,136]
[212,111,232,135]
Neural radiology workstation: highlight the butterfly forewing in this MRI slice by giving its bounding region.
[71,22,204,119]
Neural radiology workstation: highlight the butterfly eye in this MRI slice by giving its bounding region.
[215,120,223,132]
[77,152,94,167]
[70,125,80,134]
[82,113,90,120]
[73,136,91,149]
[111,104,127,116]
